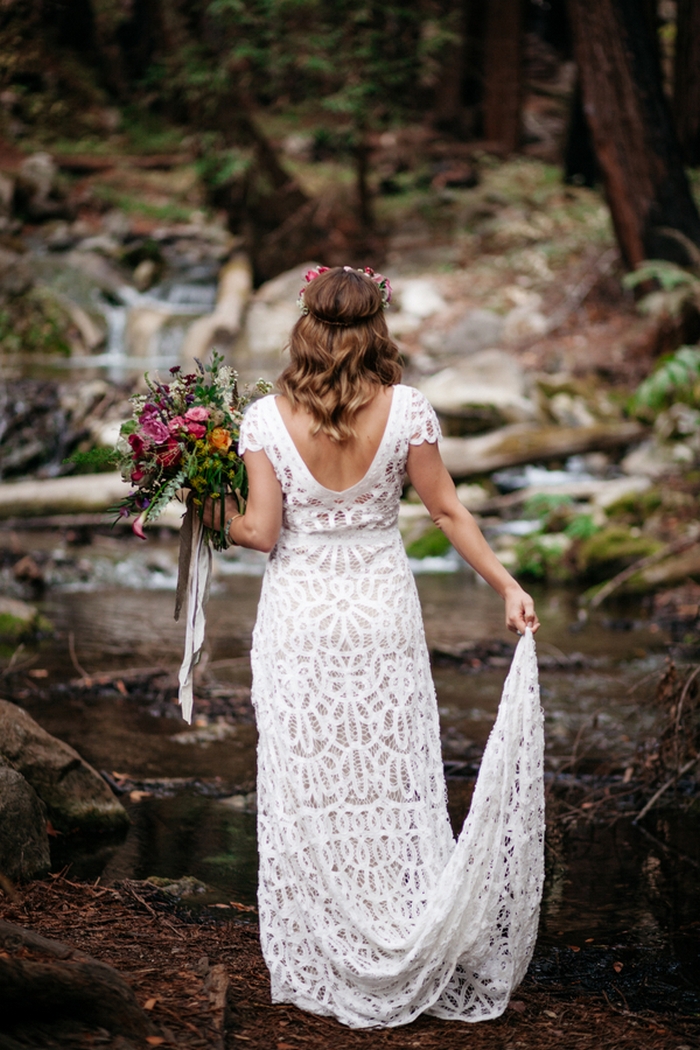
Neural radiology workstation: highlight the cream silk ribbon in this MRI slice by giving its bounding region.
[174,501,212,724]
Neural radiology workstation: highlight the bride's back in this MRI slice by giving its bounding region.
[275,386,394,493]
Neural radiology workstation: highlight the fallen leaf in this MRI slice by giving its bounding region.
[28,669,48,678]
[581,801,594,809]
[508,1000,526,1012]
[129,790,152,802]
[543,1009,557,1018]
[144,998,158,1011]
[115,679,128,695]
[585,937,594,943]
[567,945,581,952]
[613,961,624,973]
[277,1044,296,1049]
[45,820,60,838]
[210,903,231,909]
[146,1039,165,1046]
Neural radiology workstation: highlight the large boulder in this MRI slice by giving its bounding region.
[421,308,504,358]
[0,762,50,881]
[0,700,128,833]
[243,262,311,359]
[417,348,541,433]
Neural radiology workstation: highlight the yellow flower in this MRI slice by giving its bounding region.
[209,427,233,452]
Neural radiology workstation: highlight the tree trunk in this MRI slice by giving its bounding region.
[674,0,700,165]
[567,0,700,269]
[482,0,524,151]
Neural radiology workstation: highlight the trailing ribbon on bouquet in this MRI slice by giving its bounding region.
[175,500,212,724]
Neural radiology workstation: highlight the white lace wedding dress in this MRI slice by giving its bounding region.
[238,384,544,1029]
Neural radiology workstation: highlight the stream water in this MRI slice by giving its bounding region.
[5,528,699,1009]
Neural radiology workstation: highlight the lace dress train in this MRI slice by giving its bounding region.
[238,385,544,1029]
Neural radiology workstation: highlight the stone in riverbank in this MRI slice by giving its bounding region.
[0,700,128,834]
[0,596,52,641]
[0,762,50,881]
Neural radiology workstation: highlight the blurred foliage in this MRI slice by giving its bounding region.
[629,345,700,418]
[0,290,72,356]
[405,525,452,560]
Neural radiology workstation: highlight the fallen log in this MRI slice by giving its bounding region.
[0,473,128,519]
[0,920,158,1038]
[439,421,647,478]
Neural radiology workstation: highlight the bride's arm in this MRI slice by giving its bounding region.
[406,440,539,634]
[202,449,283,553]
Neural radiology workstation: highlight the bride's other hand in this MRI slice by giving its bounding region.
[505,584,540,635]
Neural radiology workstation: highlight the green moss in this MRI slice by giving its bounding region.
[605,490,664,527]
[574,526,662,582]
[0,611,53,640]
[514,535,572,582]
[405,526,451,559]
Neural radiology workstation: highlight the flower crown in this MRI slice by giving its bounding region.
[297,265,392,316]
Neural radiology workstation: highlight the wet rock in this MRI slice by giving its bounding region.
[0,596,51,641]
[0,699,129,833]
[0,762,50,881]
[146,875,210,898]
[422,308,504,357]
[418,349,541,432]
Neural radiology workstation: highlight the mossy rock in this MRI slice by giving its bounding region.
[604,489,663,527]
[0,598,53,641]
[574,526,662,582]
[405,525,452,559]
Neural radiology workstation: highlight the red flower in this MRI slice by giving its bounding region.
[156,438,182,468]
[128,433,146,457]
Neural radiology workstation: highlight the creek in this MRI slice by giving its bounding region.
[5,528,699,1010]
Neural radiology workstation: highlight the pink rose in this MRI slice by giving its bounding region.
[168,416,187,433]
[186,422,207,439]
[185,406,210,422]
[141,416,170,444]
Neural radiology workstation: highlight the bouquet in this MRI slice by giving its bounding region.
[114,351,270,547]
[113,351,271,724]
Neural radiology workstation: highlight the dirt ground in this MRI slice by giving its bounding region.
[0,875,697,1050]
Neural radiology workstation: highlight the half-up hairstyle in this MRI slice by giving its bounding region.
[277,267,402,442]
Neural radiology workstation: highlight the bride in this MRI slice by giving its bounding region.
[203,265,543,1029]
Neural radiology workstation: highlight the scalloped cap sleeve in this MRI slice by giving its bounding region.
[408,387,442,445]
[238,397,267,455]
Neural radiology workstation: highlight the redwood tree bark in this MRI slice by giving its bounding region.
[674,0,700,165]
[567,0,700,268]
[482,0,523,151]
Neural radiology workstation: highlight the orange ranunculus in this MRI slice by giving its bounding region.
[209,426,233,451]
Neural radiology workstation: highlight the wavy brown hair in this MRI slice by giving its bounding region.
[277,267,402,442]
